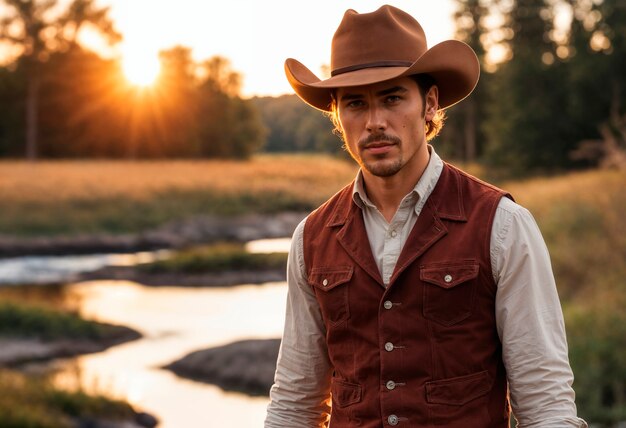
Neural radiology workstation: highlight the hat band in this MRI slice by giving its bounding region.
[331,60,413,77]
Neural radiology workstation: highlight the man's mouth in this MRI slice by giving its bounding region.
[362,141,396,154]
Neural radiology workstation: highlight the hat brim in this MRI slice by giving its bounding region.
[285,40,479,112]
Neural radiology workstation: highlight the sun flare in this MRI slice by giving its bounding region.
[122,49,161,87]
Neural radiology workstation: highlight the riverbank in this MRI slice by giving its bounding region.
[0,368,157,428]
[79,265,285,287]
[0,212,305,258]
[0,298,156,427]
[0,300,141,366]
[79,241,288,286]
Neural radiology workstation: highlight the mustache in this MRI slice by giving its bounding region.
[359,133,401,148]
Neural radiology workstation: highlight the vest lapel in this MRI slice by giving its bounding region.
[389,164,467,286]
[329,187,385,286]
[389,197,447,285]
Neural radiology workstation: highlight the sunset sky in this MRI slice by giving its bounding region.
[86,0,457,97]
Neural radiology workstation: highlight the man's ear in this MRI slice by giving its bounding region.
[424,85,439,121]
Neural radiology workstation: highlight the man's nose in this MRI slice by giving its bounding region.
[365,105,387,133]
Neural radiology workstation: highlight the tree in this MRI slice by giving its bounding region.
[252,95,339,154]
[566,0,626,168]
[483,0,574,176]
[0,0,119,160]
[195,56,266,159]
[441,0,490,163]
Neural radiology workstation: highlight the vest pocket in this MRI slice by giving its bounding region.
[425,370,493,426]
[425,370,492,405]
[331,378,362,408]
[309,266,353,325]
[420,260,479,326]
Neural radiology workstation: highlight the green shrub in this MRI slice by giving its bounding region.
[0,302,103,340]
[0,369,134,428]
[140,242,287,274]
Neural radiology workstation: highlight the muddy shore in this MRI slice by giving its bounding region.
[0,323,141,367]
[78,265,286,287]
[163,338,281,396]
[0,212,305,258]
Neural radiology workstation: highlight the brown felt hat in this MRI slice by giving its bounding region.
[285,4,480,112]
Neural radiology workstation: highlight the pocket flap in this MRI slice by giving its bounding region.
[331,378,362,408]
[309,266,353,291]
[420,260,479,289]
[426,370,492,406]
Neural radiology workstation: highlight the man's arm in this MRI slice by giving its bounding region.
[492,197,587,428]
[265,218,333,427]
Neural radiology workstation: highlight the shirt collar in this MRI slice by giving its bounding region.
[352,145,444,214]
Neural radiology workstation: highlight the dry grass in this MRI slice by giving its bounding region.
[0,154,357,236]
[0,154,357,204]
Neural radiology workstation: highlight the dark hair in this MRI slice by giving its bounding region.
[328,73,446,142]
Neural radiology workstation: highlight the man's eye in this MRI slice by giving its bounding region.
[346,100,364,108]
[386,95,401,103]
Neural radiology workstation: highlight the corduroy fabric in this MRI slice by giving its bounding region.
[303,163,512,427]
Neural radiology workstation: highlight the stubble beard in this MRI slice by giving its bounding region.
[346,133,405,177]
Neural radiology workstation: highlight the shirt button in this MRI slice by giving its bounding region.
[322,279,328,286]
[384,342,394,352]
[386,380,396,390]
[383,300,393,310]
[390,229,397,238]
[444,274,453,283]
[388,414,399,426]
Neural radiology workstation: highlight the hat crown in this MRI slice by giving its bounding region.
[331,5,428,76]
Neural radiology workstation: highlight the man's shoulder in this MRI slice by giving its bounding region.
[308,181,355,224]
[444,162,513,200]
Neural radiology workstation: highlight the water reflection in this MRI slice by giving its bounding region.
[0,250,171,285]
[50,280,287,428]
[245,238,291,254]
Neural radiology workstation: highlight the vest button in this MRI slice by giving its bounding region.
[384,342,394,352]
[444,274,453,283]
[388,414,399,426]
[386,380,396,390]
[383,300,393,310]
[322,279,328,286]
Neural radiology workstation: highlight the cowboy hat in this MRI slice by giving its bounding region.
[285,4,480,112]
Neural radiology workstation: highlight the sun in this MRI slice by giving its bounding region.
[122,49,161,87]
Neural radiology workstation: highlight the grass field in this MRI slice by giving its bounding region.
[0,155,357,236]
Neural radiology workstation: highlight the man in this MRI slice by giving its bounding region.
[265,5,586,427]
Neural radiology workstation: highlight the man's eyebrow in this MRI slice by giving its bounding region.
[339,92,363,102]
[377,86,408,96]
[339,86,408,102]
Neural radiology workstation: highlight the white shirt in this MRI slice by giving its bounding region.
[265,148,587,428]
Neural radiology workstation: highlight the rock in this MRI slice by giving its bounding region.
[73,412,159,428]
[135,412,159,428]
[163,338,281,396]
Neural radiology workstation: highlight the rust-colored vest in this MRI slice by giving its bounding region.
[303,163,512,428]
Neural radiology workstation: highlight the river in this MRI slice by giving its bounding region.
[10,238,292,428]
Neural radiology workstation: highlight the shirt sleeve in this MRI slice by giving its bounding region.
[492,197,587,428]
[265,218,333,428]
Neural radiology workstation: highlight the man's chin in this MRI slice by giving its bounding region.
[363,160,403,177]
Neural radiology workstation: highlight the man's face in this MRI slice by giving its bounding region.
[336,76,437,179]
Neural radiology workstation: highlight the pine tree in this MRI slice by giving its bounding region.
[483,0,572,176]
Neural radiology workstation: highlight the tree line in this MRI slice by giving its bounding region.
[439,0,625,177]
[0,0,265,159]
[0,0,624,175]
